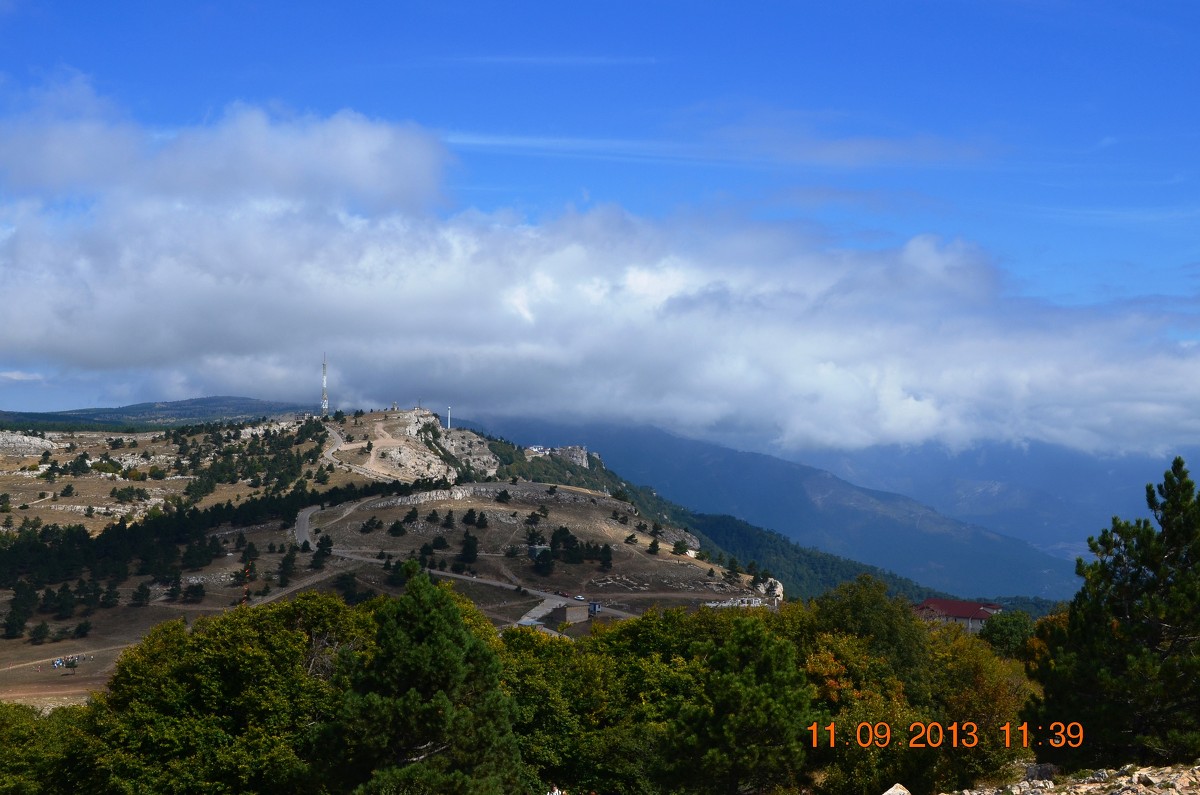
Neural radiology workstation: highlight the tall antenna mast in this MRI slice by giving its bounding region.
[321,354,329,416]
[447,406,451,430]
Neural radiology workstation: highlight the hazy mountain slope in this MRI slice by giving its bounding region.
[477,437,945,605]
[473,417,1079,599]
[678,512,945,603]
[483,443,948,603]
[796,441,1187,561]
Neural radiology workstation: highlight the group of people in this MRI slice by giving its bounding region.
[37,654,89,672]
[546,787,599,795]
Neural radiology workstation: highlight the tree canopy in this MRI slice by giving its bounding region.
[1028,456,1200,766]
[0,569,1044,794]
[34,573,534,795]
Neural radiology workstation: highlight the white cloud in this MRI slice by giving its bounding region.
[0,370,43,382]
[3,82,1200,455]
[0,77,446,212]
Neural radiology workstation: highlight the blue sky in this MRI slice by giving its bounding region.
[2,1,1199,454]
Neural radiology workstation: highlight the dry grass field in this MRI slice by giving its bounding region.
[0,414,763,710]
[0,519,320,709]
[0,423,336,535]
[306,481,742,600]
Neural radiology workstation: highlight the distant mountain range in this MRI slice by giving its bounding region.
[471,418,1083,600]
[0,396,310,430]
[792,441,1180,562]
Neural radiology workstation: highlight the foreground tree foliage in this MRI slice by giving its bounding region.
[501,607,819,795]
[0,702,85,790]
[1028,456,1200,767]
[797,577,1029,795]
[977,609,1035,659]
[4,571,1035,794]
[316,564,535,794]
[498,576,1028,795]
[661,616,815,794]
[22,571,532,795]
[78,592,375,793]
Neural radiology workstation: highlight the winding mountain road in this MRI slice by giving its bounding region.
[297,427,639,625]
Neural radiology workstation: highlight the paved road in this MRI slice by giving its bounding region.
[294,497,377,548]
[324,419,425,481]
[321,424,345,466]
[322,424,386,479]
[325,543,637,623]
[294,505,318,548]
[299,425,639,625]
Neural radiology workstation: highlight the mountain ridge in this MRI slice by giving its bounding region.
[471,417,1079,599]
[2,396,1078,599]
[795,440,1183,561]
[0,396,310,430]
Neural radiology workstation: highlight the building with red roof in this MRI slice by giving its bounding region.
[914,598,1002,633]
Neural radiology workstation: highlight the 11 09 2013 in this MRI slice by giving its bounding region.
[806,720,1084,749]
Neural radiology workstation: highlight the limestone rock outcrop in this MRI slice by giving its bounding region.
[931,763,1200,795]
[550,445,591,469]
[0,431,56,457]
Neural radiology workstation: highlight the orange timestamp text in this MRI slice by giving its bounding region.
[806,721,1084,749]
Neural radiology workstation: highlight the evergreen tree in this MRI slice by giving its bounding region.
[166,574,182,602]
[100,583,121,608]
[3,609,27,638]
[29,621,50,644]
[661,617,816,794]
[322,564,535,792]
[1029,456,1200,766]
[131,581,152,607]
[54,583,76,620]
[459,530,479,564]
[278,548,297,586]
[533,549,555,576]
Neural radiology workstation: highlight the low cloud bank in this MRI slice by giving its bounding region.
[3,80,1198,455]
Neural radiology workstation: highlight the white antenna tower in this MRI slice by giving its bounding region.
[321,354,329,416]
[447,406,451,430]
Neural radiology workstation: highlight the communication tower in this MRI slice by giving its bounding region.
[321,354,329,416]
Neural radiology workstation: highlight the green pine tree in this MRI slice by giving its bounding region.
[1028,456,1200,766]
[322,564,535,792]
